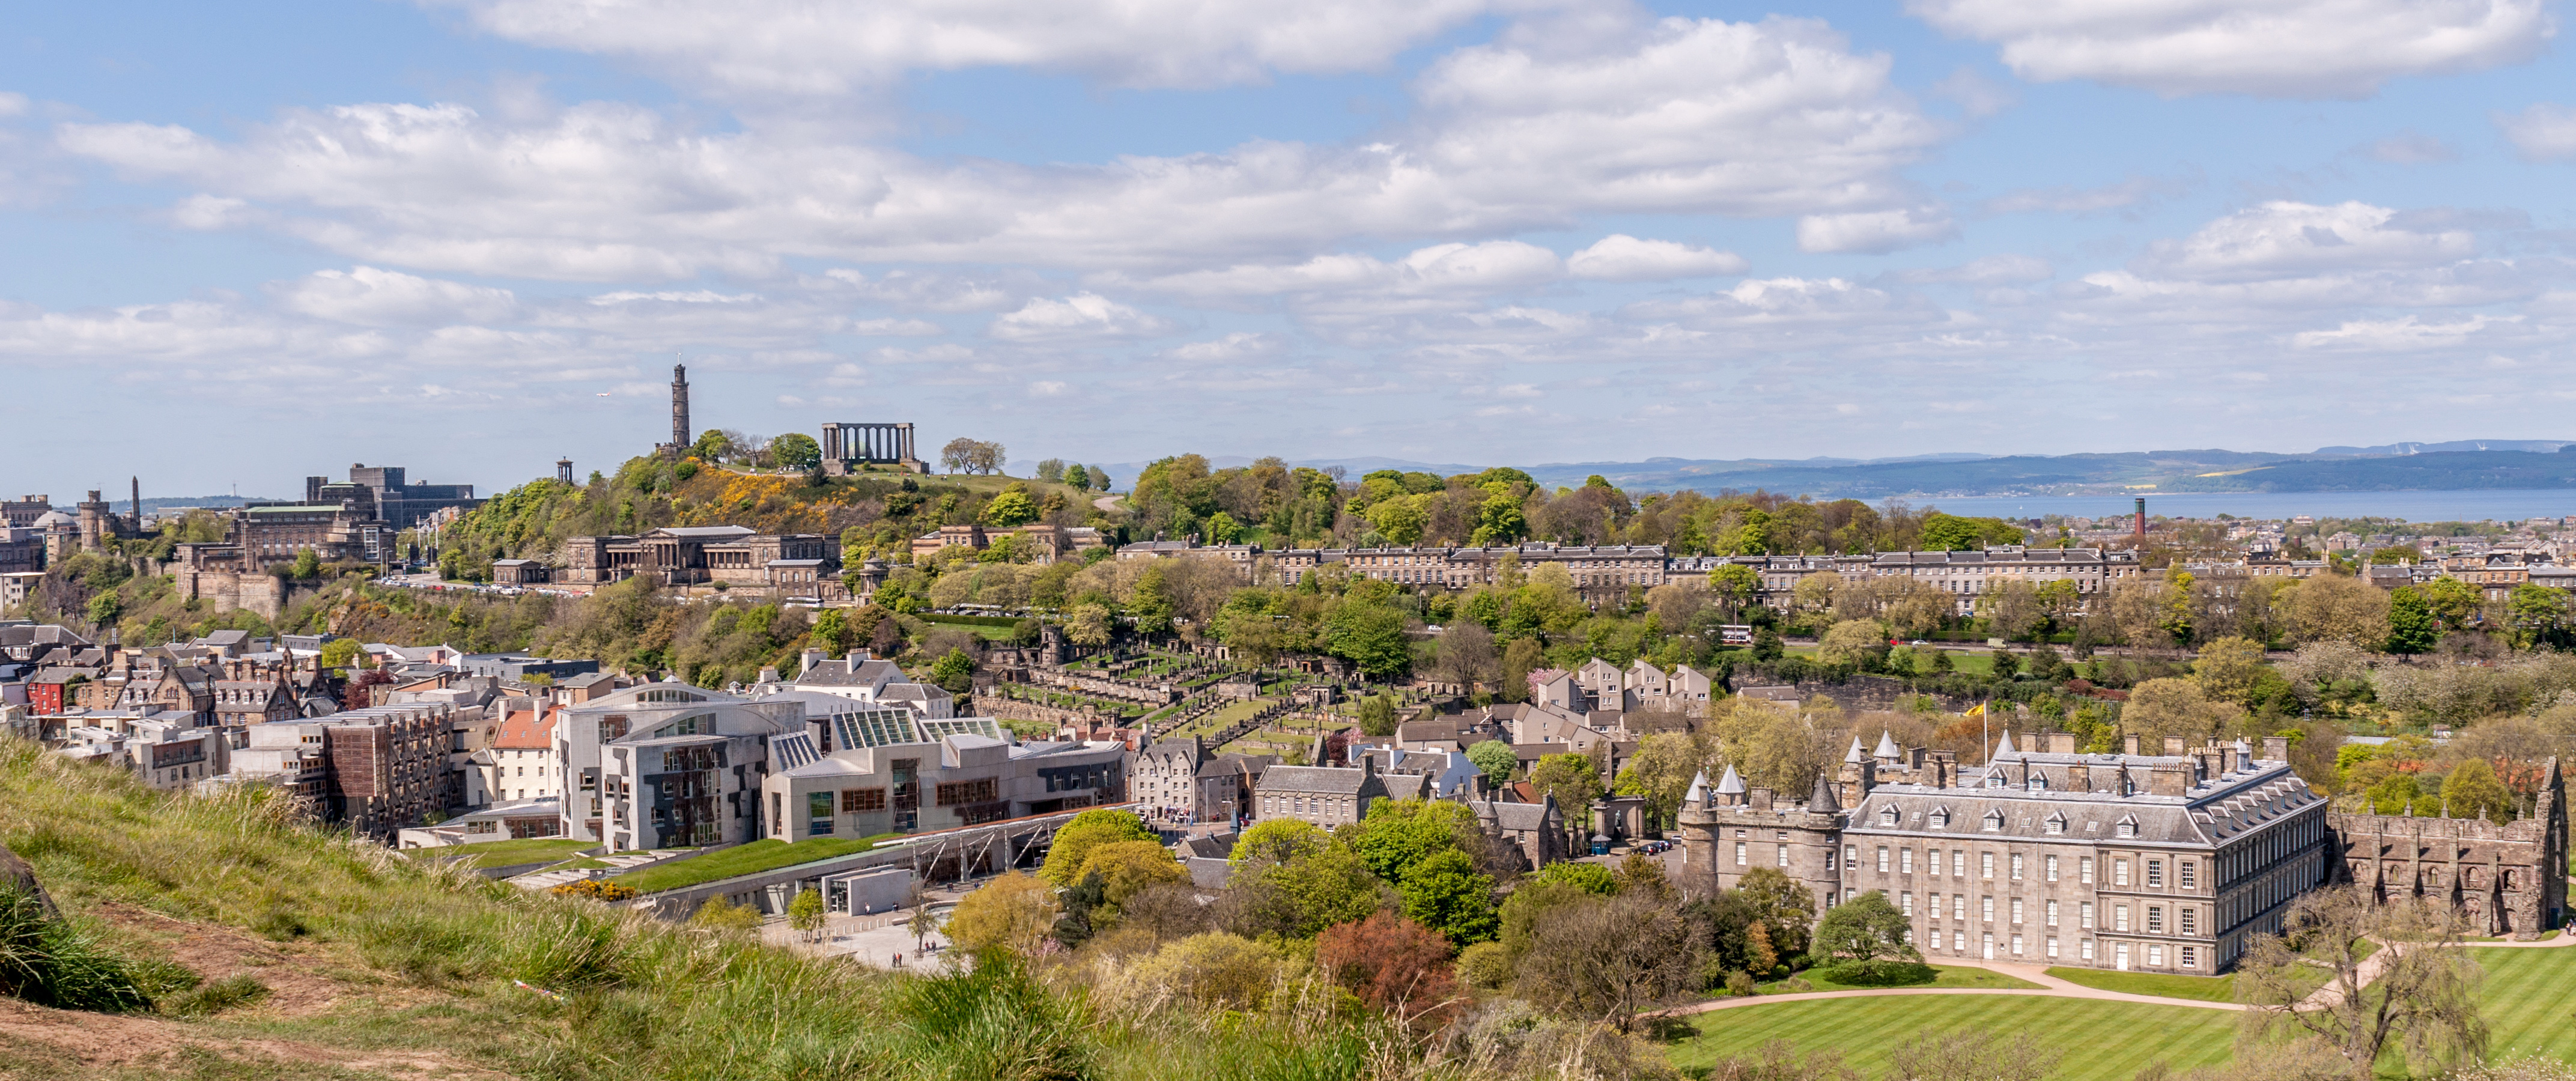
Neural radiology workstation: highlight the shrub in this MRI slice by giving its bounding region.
[1723,970,1755,997]
[550,879,639,902]
[1814,959,1936,987]
[1455,940,1511,990]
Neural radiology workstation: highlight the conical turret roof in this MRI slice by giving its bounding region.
[1808,772,1841,814]
[1874,730,1902,760]
[1684,770,1710,805]
[1844,736,1868,765]
[1715,764,1746,795]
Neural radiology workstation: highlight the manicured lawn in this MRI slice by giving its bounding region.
[612,835,898,894]
[405,837,595,870]
[1764,964,2041,995]
[2046,966,2237,1002]
[1665,996,2238,1080]
[2474,948,2576,1064]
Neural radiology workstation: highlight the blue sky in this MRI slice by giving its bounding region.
[4,0,2574,497]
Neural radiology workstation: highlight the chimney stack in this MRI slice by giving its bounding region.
[2122,733,2140,756]
[2135,497,2148,537]
[2262,736,2291,763]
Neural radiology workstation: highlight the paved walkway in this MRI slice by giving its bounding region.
[1663,959,2250,1016]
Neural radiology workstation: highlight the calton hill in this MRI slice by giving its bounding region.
[5,446,2576,1080]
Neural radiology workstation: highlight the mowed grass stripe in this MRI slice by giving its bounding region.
[2473,948,2576,1062]
[1666,996,2238,1081]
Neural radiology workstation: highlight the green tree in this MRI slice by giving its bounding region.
[1040,809,1159,885]
[809,609,851,655]
[1524,861,1618,895]
[1203,510,1242,545]
[2439,760,2515,824]
[1346,799,1482,883]
[1064,464,1091,491]
[1752,627,1784,662]
[85,591,120,627]
[288,548,323,580]
[929,647,975,693]
[1471,491,1528,546]
[2190,636,2270,709]
[1397,849,1499,947]
[1066,602,1113,647]
[1612,731,1704,829]
[1230,818,1333,865]
[1466,739,1517,787]
[1364,498,1428,545]
[2387,587,2437,654]
[2422,578,2483,634]
[1355,694,1396,737]
[771,432,822,471]
[787,886,827,942]
[981,488,1039,527]
[1230,842,1385,939]
[1734,867,1816,958]
[1528,753,1604,818]
[1074,840,1189,906]
[2506,583,2570,649]
[1811,890,1919,963]
[1321,603,1412,680]
[317,637,363,670]
[690,429,733,461]
[1816,619,1885,665]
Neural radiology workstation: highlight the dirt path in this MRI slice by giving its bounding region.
[1092,494,1121,512]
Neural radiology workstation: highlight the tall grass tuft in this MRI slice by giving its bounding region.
[0,883,155,1012]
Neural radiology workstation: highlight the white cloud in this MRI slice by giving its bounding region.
[988,293,1173,341]
[2292,315,2515,351]
[1796,207,1958,253]
[1897,253,2053,285]
[55,16,1944,279]
[1027,380,1071,397]
[2133,201,2476,282]
[1906,0,2554,98]
[1167,332,1286,361]
[1566,235,1747,281]
[849,318,946,336]
[2497,103,2576,160]
[1123,241,1564,307]
[0,92,26,118]
[1980,175,2189,216]
[427,0,1501,95]
[269,266,522,326]
[1624,276,1927,327]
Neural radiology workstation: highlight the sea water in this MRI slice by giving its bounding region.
[1905,489,2576,524]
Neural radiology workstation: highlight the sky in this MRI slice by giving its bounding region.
[5,0,2575,497]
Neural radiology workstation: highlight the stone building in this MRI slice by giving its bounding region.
[911,522,1105,565]
[303,465,480,530]
[1131,733,1272,825]
[760,694,1125,842]
[559,525,838,589]
[1677,732,2384,975]
[1254,758,1388,828]
[1471,793,1569,871]
[2327,759,2566,937]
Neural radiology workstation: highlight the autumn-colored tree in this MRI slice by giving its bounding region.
[1315,912,1462,1026]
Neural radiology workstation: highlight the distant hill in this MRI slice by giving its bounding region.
[1083,440,2576,498]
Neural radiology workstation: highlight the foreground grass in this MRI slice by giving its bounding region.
[2045,966,2237,1002]
[0,737,1414,1081]
[612,835,897,894]
[404,838,596,870]
[2474,948,2576,1064]
[1665,996,2238,1080]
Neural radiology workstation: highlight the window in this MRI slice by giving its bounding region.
[2011,898,2025,924]
[1735,843,1747,866]
[2147,906,2164,933]
[2081,856,2095,884]
[936,778,1000,807]
[1954,894,1965,919]
[2046,899,2060,927]
[2046,855,2061,882]
[1981,852,1995,879]
[841,788,887,813]
[1778,844,1790,866]
[1930,894,1944,919]
[1902,848,1915,873]
[2180,909,2196,935]
[2115,859,2131,886]
[1981,896,1994,921]
[2117,817,2139,839]
[2028,775,2047,791]
[1954,930,1965,953]
[1982,810,2005,831]
[1901,892,1915,916]
[1930,807,1951,828]
[2011,853,2025,880]
[2146,859,2164,888]
[2179,861,2197,889]
[2047,936,2060,958]
[1930,849,1944,877]
[1878,847,1891,872]
[807,792,834,835]
[2115,904,2131,932]
[1881,807,1901,826]
[2011,934,2024,956]
[2080,901,2095,929]
[2149,944,2164,967]
[1827,849,1839,871]
[2082,939,2095,961]
[2044,813,2065,835]
[2180,946,2198,969]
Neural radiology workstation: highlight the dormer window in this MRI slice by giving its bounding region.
[2116,816,2139,839]
[1929,807,1951,829]
[1982,810,2005,832]
[1985,775,2005,789]
[2044,812,2067,835]
[1880,807,1900,826]
[2027,775,2047,792]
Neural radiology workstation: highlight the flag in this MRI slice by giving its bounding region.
[1964,702,1985,719]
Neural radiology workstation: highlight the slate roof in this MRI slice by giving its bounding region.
[1842,753,2322,849]
[1260,764,1378,796]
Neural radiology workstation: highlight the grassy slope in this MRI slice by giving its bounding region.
[611,837,894,895]
[1665,996,2240,1080]
[2,738,1359,1081]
